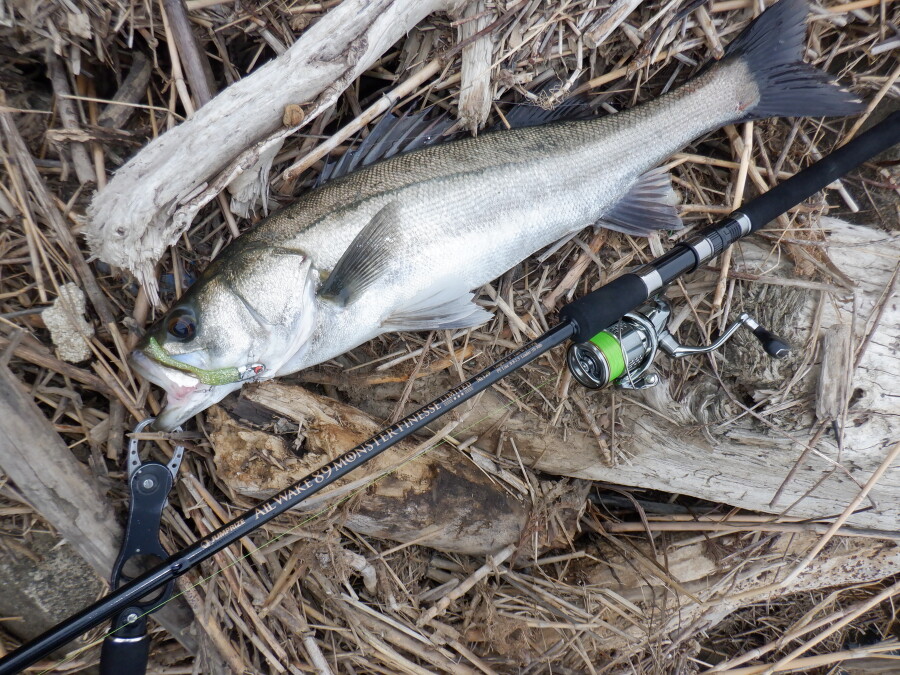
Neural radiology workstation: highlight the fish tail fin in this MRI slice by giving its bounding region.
[722,0,863,120]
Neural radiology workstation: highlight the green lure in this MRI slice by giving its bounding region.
[144,337,262,385]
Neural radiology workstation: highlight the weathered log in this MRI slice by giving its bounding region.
[542,218,899,531]
[0,533,104,646]
[85,0,464,300]
[0,364,197,653]
[209,382,589,555]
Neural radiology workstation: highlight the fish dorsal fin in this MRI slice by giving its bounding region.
[318,86,599,186]
[598,167,683,236]
[383,286,493,332]
[317,110,460,186]
[318,202,399,305]
[500,92,595,129]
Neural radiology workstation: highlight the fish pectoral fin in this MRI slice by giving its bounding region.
[383,286,492,332]
[598,166,683,236]
[318,201,400,305]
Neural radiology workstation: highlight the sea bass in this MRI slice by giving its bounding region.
[131,0,861,430]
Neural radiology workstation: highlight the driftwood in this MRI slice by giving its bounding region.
[210,382,589,555]
[0,364,197,653]
[85,0,463,299]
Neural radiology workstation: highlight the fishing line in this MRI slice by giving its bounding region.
[38,369,561,675]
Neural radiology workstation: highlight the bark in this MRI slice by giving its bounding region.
[85,0,463,301]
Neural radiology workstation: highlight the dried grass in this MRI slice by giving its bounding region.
[0,0,898,673]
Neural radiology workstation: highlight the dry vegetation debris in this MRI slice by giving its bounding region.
[0,0,899,673]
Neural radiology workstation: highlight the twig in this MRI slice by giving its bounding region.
[162,0,216,107]
[47,56,96,185]
[280,57,444,182]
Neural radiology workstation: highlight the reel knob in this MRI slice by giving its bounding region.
[740,314,790,359]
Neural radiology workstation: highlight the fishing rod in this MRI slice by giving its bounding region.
[2,111,898,674]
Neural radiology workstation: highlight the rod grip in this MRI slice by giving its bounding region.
[559,273,648,342]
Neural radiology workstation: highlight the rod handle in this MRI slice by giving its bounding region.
[559,273,649,341]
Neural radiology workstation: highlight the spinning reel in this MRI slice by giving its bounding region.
[566,297,790,390]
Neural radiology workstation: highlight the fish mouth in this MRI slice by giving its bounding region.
[129,349,236,430]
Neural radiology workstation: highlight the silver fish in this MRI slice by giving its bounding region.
[131,0,861,430]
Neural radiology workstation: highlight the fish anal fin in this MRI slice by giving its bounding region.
[383,287,492,332]
[598,167,683,236]
[318,202,399,305]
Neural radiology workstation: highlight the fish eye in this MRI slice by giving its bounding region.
[166,309,197,341]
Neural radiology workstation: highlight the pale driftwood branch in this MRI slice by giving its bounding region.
[86,0,464,300]
[457,0,494,132]
[0,364,197,653]
[582,531,900,661]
